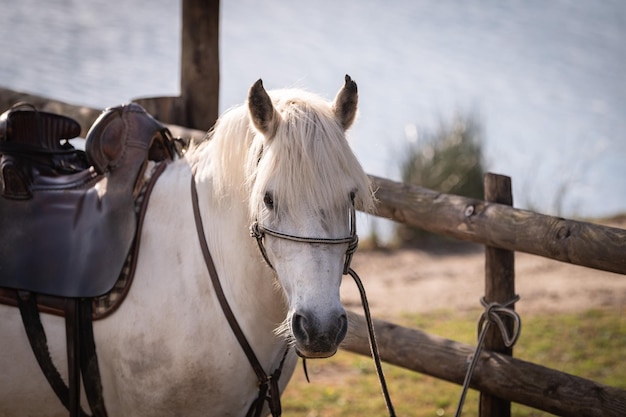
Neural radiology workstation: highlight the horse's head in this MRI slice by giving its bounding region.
[245,75,375,358]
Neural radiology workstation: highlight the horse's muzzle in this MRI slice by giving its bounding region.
[291,310,348,358]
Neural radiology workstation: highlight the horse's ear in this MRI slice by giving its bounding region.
[248,79,279,139]
[332,74,358,130]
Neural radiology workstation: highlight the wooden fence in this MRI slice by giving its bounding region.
[344,173,626,417]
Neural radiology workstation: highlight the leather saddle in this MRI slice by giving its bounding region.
[0,103,176,298]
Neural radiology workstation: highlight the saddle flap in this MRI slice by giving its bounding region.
[0,182,136,298]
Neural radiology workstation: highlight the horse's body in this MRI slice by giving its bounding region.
[0,76,374,416]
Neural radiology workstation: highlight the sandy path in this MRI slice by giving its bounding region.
[342,245,626,319]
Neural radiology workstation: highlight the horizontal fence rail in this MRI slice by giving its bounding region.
[369,175,626,275]
[343,312,626,417]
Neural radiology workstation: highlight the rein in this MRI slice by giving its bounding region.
[190,177,288,417]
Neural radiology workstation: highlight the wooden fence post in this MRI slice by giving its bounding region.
[134,0,220,131]
[480,173,516,417]
[180,0,220,130]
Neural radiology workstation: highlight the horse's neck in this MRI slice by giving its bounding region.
[91,159,291,416]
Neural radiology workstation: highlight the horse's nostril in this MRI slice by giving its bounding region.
[292,313,309,344]
[335,313,348,345]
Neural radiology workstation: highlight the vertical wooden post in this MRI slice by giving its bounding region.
[181,0,220,131]
[134,0,220,131]
[479,173,515,417]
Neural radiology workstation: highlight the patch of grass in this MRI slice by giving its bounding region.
[282,308,625,416]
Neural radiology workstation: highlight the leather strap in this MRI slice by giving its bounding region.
[17,292,107,417]
[65,299,80,417]
[190,177,286,417]
[78,300,107,416]
[17,292,89,417]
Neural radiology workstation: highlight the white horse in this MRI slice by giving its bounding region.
[0,75,375,416]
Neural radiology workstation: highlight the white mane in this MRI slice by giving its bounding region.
[189,88,375,221]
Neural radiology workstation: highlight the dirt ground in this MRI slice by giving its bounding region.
[342,218,626,319]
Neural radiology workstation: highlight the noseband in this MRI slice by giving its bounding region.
[249,194,358,275]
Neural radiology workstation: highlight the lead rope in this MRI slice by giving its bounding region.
[454,295,521,417]
[346,267,396,417]
[299,269,396,417]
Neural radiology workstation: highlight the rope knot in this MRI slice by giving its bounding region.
[455,294,521,417]
[478,295,521,348]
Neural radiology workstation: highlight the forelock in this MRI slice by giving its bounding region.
[246,89,375,220]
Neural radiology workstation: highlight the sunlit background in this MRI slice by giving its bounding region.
[1,0,624,241]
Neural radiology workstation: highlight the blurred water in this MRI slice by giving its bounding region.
[1,0,624,240]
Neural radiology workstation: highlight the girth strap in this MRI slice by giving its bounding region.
[17,292,107,417]
[190,177,287,417]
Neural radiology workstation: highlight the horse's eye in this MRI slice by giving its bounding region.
[263,192,274,210]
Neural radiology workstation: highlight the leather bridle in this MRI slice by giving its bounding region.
[249,193,359,275]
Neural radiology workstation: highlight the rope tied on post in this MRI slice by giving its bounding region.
[455,295,521,417]
[477,295,521,348]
